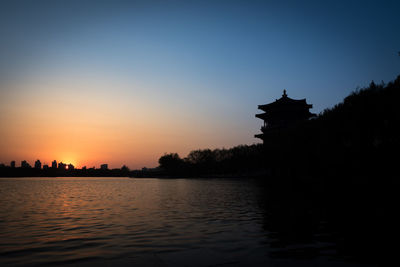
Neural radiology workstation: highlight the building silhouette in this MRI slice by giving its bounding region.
[21,160,31,168]
[100,164,108,170]
[58,162,66,170]
[67,163,74,170]
[34,160,41,169]
[51,160,57,169]
[255,90,315,142]
[10,161,15,168]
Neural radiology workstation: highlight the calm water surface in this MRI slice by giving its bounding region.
[0,177,362,266]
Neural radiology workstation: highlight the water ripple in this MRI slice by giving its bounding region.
[0,177,352,266]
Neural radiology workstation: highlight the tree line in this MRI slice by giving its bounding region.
[156,75,400,181]
[158,144,265,177]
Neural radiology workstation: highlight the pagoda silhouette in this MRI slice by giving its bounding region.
[255,90,315,142]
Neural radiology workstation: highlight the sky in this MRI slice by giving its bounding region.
[1,0,399,169]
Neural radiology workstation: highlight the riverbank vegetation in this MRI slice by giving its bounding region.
[155,75,400,182]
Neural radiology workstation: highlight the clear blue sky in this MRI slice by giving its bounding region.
[1,0,399,168]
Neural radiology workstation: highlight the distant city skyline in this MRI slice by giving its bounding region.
[1,0,399,168]
[3,158,112,170]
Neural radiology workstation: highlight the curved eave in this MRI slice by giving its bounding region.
[255,113,267,120]
[309,112,317,118]
[259,98,312,112]
[254,133,264,139]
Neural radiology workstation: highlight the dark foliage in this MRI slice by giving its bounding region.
[285,76,400,181]
[156,144,265,177]
[156,75,400,180]
[158,153,186,175]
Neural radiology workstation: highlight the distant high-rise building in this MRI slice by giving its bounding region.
[67,163,74,170]
[100,164,108,170]
[82,166,87,170]
[21,160,31,168]
[43,165,49,169]
[34,160,41,169]
[121,165,129,172]
[51,160,57,169]
[58,162,66,170]
[10,161,15,168]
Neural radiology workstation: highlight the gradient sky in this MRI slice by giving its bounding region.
[1,0,399,169]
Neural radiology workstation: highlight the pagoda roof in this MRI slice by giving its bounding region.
[255,113,268,120]
[258,90,312,111]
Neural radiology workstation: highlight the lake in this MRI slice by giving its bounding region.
[0,177,377,266]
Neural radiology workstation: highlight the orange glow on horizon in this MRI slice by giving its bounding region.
[0,77,254,169]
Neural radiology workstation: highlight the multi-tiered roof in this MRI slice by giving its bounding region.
[255,90,315,141]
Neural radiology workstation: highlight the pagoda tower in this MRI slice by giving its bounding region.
[255,90,315,142]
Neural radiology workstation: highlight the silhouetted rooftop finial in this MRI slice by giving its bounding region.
[283,89,287,98]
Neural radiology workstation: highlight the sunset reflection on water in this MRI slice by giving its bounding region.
[0,177,269,266]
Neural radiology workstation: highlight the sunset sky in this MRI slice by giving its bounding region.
[1,0,399,169]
